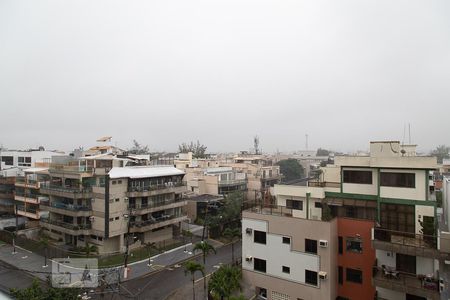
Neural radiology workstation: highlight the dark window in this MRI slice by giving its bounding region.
[1,156,13,166]
[380,172,415,188]
[254,230,267,244]
[282,237,291,244]
[346,237,363,253]
[305,270,318,286]
[346,268,363,284]
[282,266,290,274]
[338,266,343,285]
[314,202,322,208]
[286,199,303,210]
[305,239,317,254]
[380,204,415,233]
[343,170,372,184]
[112,180,117,185]
[25,157,31,163]
[118,180,122,184]
[254,258,266,273]
[338,236,343,254]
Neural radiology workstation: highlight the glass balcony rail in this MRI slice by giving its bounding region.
[128,198,185,210]
[41,218,92,230]
[40,201,91,211]
[130,214,184,227]
[128,182,185,193]
[40,183,92,194]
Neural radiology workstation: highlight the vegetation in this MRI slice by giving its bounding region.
[316,148,330,156]
[321,203,333,221]
[193,241,217,297]
[208,192,243,236]
[430,145,450,164]
[39,234,50,267]
[82,243,98,258]
[10,278,80,300]
[276,159,304,182]
[178,140,208,158]
[223,227,240,264]
[208,265,242,300]
[184,260,205,300]
[128,139,150,154]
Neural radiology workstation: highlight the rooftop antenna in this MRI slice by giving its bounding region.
[402,123,406,146]
[305,134,308,150]
[254,135,260,155]
[408,123,411,144]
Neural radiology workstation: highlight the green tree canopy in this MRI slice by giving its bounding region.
[316,148,330,156]
[10,278,80,300]
[178,140,207,158]
[208,265,241,300]
[276,159,304,182]
[128,140,150,154]
[431,145,450,164]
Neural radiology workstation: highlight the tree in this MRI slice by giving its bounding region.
[144,242,156,266]
[82,243,98,258]
[10,278,80,300]
[208,265,241,300]
[223,227,240,265]
[184,260,205,300]
[276,159,304,182]
[316,148,330,156]
[193,241,217,297]
[39,235,50,267]
[178,140,208,158]
[208,192,243,235]
[129,140,150,154]
[431,145,450,164]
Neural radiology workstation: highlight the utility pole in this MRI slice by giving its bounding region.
[123,205,133,280]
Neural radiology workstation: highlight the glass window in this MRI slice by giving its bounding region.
[282,237,291,244]
[346,268,363,284]
[305,239,317,254]
[254,258,266,273]
[338,266,343,285]
[286,199,303,210]
[1,156,13,165]
[346,237,362,253]
[343,170,372,184]
[254,230,266,244]
[282,266,290,274]
[380,172,415,188]
[338,236,343,254]
[305,270,318,286]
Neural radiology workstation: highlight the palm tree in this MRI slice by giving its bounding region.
[223,227,240,265]
[82,243,97,258]
[184,260,205,300]
[209,265,241,300]
[193,241,216,298]
[39,235,49,267]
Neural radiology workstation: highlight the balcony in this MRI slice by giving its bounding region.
[17,206,40,219]
[308,181,341,188]
[127,182,186,198]
[40,218,91,235]
[15,177,43,189]
[372,268,440,300]
[130,215,187,233]
[14,192,40,204]
[40,184,93,199]
[372,228,450,260]
[218,179,247,187]
[246,205,293,218]
[128,199,187,215]
[39,201,91,217]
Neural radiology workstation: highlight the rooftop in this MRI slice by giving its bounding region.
[109,166,184,179]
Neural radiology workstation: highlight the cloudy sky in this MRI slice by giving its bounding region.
[0,0,449,154]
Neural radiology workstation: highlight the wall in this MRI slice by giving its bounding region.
[416,205,435,235]
[337,218,376,300]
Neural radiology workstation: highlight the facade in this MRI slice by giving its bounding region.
[0,149,64,176]
[183,194,224,223]
[242,141,447,300]
[39,154,187,254]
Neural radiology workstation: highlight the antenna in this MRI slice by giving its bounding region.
[402,123,406,146]
[305,134,308,150]
[408,123,411,144]
[253,135,260,155]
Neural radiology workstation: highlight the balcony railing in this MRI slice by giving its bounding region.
[14,191,39,199]
[41,218,92,230]
[128,182,185,193]
[246,205,293,218]
[49,165,93,174]
[128,198,184,210]
[218,179,247,186]
[40,183,92,194]
[372,267,440,300]
[40,201,91,211]
[308,181,341,188]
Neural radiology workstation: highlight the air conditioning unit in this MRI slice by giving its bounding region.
[246,228,253,235]
[124,197,129,202]
[319,271,327,280]
[319,240,328,248]
[245,256,253,262]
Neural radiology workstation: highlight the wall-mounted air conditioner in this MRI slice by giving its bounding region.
[246,228,253,235]
[319,271,327,280]
[245,256,253,262]
[319,240,328,248]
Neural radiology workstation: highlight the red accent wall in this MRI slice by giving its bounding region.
[337,218,376,300]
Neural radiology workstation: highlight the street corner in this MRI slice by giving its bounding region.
[51,257,98,289]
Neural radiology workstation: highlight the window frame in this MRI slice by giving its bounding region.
[254,230,267,245]
[254,258,267,273]
[346,268,363,284]
[305,239,318,254]
[380,172,415,188]
[343,170,373,184]
[282,266,290,274]
[305,270,318,286]
[346,237,363,253]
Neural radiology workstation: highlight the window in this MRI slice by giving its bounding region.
[1,156,13,166]
[314,202,322,208]
[380,172,415,188]
[346,268,363,284]
[338,266,343,285]
[305,239,317,254]
[305,270,318,286]
[282,266,290,274]
[346,237,362,253]
[343,170,372,184]
[115,216,119,220]
[286,199,303,210]
[254,230,267,244]
[115,198,120,202]
[109,218,114,222]
[338,236,343,254]
[282,237,291,244]
[257,288,267,300]
[254,258,266,273]
[112,180,117,185]
[118,180,122,184]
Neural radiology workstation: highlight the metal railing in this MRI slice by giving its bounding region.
[373,228,437,249]
[128,182,185,193]
[40,183,93,194]
[128,198,185,210]
[49,164,93,173]
[130,214,184,227]
[218,179,247,186]
[14,191,39,199]
[246,205,293,217]
[41,218,92,230]
[308,181,341,188]
[40,201,91,211]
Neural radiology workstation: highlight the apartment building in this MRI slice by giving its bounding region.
[0,149,64,175]
[39,153,187,254]
[0,177,15,214]
[242,141,446,300]
[14,168,50,222]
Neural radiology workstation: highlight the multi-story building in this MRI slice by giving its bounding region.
[0,149,64,176]
[242,141,447,300]
[39,153,187,254]
[14,168,50,222]
[0,176,15,214]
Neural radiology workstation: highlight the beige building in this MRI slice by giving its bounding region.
[39,154,187,254]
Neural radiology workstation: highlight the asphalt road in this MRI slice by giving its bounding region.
[106,241,242,300]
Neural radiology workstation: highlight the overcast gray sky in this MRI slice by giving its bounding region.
[0,0,449,153]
